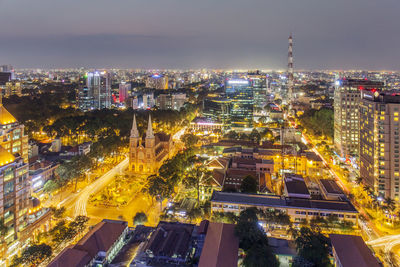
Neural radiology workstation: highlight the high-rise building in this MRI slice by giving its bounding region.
[225,79,253,128]
[0,104,29,163]
[77,86,94,111]
[0,149,29,245]
[1,82,22,98]
[0,104,30,248]
[334,79,384,158]
[202,97,231,126]
[119,81,131,103]
[146,74,168,90]
[142,93,155,109]
[247,71,267,118]
[0,65,14,80]
[86,71,111,109]
[0,73,11,86]
[156,93,187,110]
[360,90,400,200]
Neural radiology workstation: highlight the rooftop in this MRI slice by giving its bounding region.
[145,221,194,260]
[48,246,92,267]
[284,174,310,197]
[49,219,128,267]
[74,219,128,258]
[329,234,381,267]
[320,179,344,195]
[198,222,239,267]
[211,191,358,213]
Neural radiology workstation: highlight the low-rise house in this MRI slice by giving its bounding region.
[144,221,195,265]
[198,221,239,267]
[283,174,310,199]
[29,160,59,192]
[319,179,346,200]
[49,219,129,267]
[329,234,381,267]
[211,191,358,225]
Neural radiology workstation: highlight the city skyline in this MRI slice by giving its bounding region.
[1,0,399,69]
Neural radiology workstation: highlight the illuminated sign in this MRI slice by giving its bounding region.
[227,80,249,85]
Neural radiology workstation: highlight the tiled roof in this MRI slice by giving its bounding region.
[74,220,127,258]
[145,222,194,259]
[48,246,92,267]
[198,222,239,267]
[330,234,381,267]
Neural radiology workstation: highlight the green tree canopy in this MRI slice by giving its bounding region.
[293,227,331,267]
[11,243,52,266]
[298,108,333,138]
[235,208,279,267]
[240,175,258,194]
[133,212,148,226]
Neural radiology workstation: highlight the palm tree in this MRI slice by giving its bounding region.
[384,197,396,220]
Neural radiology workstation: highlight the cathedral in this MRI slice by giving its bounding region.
[129,114,173,174]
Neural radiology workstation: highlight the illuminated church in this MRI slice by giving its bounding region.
[129,114,172,174]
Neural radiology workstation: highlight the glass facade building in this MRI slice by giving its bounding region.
[225,79,253,128]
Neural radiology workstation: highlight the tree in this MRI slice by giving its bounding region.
[69,215,89,233]
[243,239,279,267]
[181,133,199,148]
[50,206,66,219]
[146,175,174,211]
[384,197,396,213]
[240,175,258,193]
[249,129,262,143]
[43,180,59,194]
[133,212,148,226]
[224,131,238,140]
[235,208,279,267]
[298,108,334,139]
[294,227,331,267]
[12,243,52,266]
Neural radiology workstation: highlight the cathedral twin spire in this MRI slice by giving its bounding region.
[130,113,154,139]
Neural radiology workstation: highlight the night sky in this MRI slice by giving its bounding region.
[1,0,399,70]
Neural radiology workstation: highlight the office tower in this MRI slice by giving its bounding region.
[0,73,12,86]
[3,82,22,97]
[77,86,94,111]
[202,97,231,126]
[119,81,131,103]
[142,93,155,109]
[360,90,400,200]
[225,79,253,128]
[0,104,29,163]
[334,79,384,158]
[0,149,29,245]
[0,104,30,246]
[248,71,267,118]
[146,74,168,90]
[86,71,111,109]
[156,93,187,110]
[0,65,14,80]
[287,34,294,104]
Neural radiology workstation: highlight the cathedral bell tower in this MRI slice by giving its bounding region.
[145,114,155,148]
[130,114,140,147]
